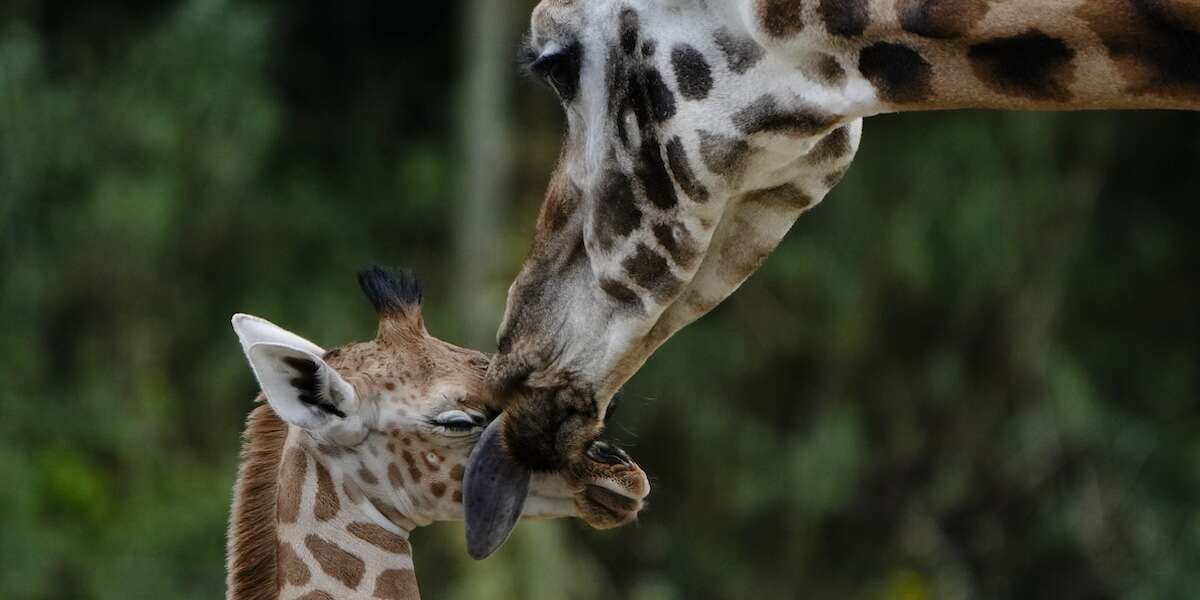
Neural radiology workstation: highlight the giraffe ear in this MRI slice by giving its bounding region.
[231,313,325,357]
[232,314,362,435]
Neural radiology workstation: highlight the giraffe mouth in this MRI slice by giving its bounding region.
[464,414,649,559]
[572,440,650,529]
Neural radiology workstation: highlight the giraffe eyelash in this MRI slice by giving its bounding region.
[429,409,486,433]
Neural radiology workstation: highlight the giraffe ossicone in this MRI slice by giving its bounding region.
[492,0,1200,481]
[226,267,649,600]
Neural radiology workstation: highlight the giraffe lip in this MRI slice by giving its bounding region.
[583,484,643,513]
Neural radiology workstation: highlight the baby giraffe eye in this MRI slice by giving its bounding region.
[433,410,484,434]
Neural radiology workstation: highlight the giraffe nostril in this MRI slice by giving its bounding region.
[587,440,632,466]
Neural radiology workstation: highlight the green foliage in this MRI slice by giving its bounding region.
[2,1,1199,599]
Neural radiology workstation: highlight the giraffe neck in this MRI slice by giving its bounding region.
[754,0,1200,112]
[227,405,421,600]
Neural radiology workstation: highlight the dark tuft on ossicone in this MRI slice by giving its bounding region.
[357,266,423,317]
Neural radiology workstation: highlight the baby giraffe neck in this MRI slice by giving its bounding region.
[227,405,421,600]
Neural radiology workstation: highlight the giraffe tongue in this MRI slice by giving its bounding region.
[463,415,531,560]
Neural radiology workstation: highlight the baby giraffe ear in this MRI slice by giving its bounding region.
[231,314,361,434]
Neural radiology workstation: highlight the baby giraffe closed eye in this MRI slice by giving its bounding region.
[226,266,649,600]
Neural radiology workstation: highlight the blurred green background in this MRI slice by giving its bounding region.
[2,1,1199,599]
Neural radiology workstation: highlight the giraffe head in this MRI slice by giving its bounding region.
[232,267,649,561]
[492,1,859,476]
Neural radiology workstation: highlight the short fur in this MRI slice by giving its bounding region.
[227,402,289,600]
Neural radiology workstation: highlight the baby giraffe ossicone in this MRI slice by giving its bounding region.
[226,267,649,600]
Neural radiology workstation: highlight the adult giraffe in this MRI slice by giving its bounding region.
[465,0,1199,547]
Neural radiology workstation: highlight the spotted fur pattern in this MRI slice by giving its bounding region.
[492,0,1198,476]
[227,272,650,599]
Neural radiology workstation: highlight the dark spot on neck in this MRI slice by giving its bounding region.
[698,130,753,183]
[899,0,994,39]
[806,126,852,163]
[818,0,868,37]
[620,9,640,55]
[814,53,847,87]
[858,42,933,104]
[653,223,700,269]
[665,137,709,203]
[967,30,1077,101]
[713,28,765,75]
[824,166,849,188]
[642,67,677,122]
[671,44,714,100]
[732,94,839,137]
[623,243,682,302]
[636,137,679,210]
[1079,0,1200,99]
[743,183,814,212]
[593,170,642,250]
[758,0,804,38]
[600,277,644,310]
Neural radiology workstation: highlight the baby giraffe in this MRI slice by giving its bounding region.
[226,267,650,600]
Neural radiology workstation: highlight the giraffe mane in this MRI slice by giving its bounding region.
[226,401,288,600]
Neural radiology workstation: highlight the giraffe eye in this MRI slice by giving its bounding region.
[433,410,485,434]
[531,42,582,102]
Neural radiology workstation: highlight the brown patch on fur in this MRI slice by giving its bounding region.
[452,490,463,503]
[314,460,340,521]
[430,482,447,498]
[305,534,366,590]
[296,592,335,600]
[817,54,846,87]
[824,166,850,188]
[373,569,420,600]
[369,496,417,531]
[858,42,933,103]
[653,223,701,270]
[732,94,840,138]
[277,540,311,588]
[758,0,804,38]
[968,30,1077,101]
[342,478,364,504]
[389,463,404,488]
[717,214,777,284]
[449,464,465,481]
[277,447,307,524]
[806,127,852,164]
[818,0,868,37]
[347,522,412,555]
[744,184,815,212]
[1077,0,1200,100]
[898,0,993,38]
[358,465,378,485]
[226,403,289,600]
